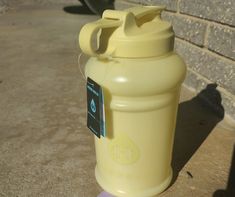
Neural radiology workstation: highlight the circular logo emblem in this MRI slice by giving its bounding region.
[90,99,96,113]
[109,133,140,165]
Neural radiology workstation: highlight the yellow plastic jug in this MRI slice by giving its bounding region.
[79,6,186,197]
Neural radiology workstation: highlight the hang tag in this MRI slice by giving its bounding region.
[86,77,106,138]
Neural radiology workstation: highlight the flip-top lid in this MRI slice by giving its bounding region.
[79,6,174,58]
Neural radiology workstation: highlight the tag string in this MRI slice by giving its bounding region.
[77,52,86,81]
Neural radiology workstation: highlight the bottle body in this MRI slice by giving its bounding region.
[85,53,186,197]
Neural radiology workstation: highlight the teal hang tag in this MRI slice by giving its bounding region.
[87,77,106,138]
[100,88,106,137]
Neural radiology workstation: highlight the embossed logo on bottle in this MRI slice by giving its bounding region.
[109,133,140,165]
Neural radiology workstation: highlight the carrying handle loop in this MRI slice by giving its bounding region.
[78,6,165,57]
[79,19,122,57]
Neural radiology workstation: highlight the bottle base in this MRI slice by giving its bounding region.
[95,166,173,197]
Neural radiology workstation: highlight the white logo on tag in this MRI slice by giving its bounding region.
[90,99,96,113]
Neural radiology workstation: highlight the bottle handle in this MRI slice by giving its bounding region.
[79,18,122,57]
[79,6,165,57]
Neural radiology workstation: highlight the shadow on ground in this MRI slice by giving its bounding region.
[63,5,94,15]
[213,145,235,197]
[172,84,224,184]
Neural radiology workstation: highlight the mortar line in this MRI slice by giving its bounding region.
[203,22,210,48]
[125,0,145,5]
[166,10,235,30]
[185,68,235,124]
[186,67,235,99]
[163,9,177,14]
[118,0,139,6]
[183,68,235,123]
[177,12,235,28]
[167,11,234,60]
[182,82,235,124]
[186,66,234,98]
[176,37,235,64]
[177,0,181,14]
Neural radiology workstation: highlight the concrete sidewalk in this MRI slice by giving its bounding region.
[0,2,234,197]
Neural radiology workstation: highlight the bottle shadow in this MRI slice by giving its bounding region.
[213,145,235,197]
[171,84,224,184]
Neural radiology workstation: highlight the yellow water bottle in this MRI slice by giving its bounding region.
[79,6,186,197]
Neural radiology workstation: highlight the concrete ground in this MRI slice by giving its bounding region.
[0,2,234,197]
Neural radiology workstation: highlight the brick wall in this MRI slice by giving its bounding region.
[115,0,235,120]
[1,0,234,120]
